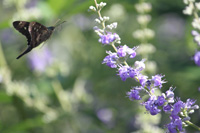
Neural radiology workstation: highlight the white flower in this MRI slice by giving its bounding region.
[192,18,200,30]
[137,15,151,25]
[134,60,146,70]
[135,2,152,13]
[89,6,96,11]
[195,2,200,10]
[99,2,106,8]
[183,3,194,15]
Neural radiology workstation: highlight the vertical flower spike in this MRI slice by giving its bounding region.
[91,0,200,132]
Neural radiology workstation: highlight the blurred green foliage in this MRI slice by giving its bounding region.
[0,0,200,133]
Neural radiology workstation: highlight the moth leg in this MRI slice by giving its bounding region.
[16,46,32,59]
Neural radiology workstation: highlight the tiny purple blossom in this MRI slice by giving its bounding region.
[163,104,172,113]
[193,51,200,66]
[134,59,145,71]
[137,74,148,87]
[144,96,161,115]
[102,51,118,68]
[151,74,166,89]
[172,100,184,115]
[155,95,166,106]
[191,30,200,46]
[117,45,136,58]
[118,66,130,81]
[127,86,142,100]
[166,87,175,103]
[127,67,138,78]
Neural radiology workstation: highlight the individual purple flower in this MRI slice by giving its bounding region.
[128,67,138,78]
[191,30,200,46]
[166,87,175,103]
[102,51,119,68]
[134,59,145,71]
[127,86,142,100]
[118,66,130,81]
[193,51,200,66]
[171,100,184,115]
[137,74,148,87]
[28,47,53,72]
[99,32,119,44]
[117,45,136,58]
[163,104,172,113]
[155,95,166,106]
[184,99,199,112]
[151,74,166,89]
[185,99,196,109]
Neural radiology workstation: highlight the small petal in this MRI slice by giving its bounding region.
[193,51,200,66]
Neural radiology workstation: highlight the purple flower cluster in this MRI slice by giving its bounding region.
[129,85,199,132]
[127,86,143,100]
[117,45,136,58]
[98,30,199,133]
[166,98,198,133]
[102,45,137,69]
[99,32,120,45]
[91,1,200,132]
[102,51,118,68]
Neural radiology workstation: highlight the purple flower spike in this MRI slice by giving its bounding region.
[102,51,119,68]
[193,51,200,66]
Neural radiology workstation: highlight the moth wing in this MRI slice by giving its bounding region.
[29,22,48,48]
[13,21,31,45]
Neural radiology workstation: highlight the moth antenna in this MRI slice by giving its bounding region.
[55,21,66,28]
[53,19,61,26]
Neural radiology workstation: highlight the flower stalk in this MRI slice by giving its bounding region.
[90,0,200,132]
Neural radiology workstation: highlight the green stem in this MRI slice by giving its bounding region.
[52,79,68,111]
[94,0,129,66]
[94,0,106,30]
[185,121,200,131]
[0,41,7,67]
